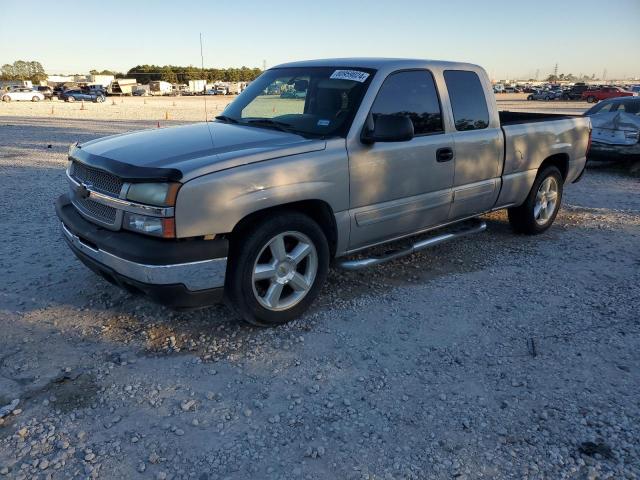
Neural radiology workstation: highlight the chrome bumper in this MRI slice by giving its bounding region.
[61,223,227,291]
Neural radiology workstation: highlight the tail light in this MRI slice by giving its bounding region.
[586,128,592,157]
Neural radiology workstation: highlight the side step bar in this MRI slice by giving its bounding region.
[336,220,487,271]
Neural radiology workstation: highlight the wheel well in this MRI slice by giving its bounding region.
[539,154,569,180]
[230,200,338,256]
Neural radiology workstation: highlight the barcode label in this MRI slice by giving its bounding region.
[329,70,370,83]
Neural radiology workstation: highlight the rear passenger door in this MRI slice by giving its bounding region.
[443,70,503,220]
[347,70,455,249]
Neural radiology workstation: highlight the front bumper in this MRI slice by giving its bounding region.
[56,194,228,308]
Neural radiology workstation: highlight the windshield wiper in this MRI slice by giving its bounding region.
[245,118,295,133]
[242,118,325,139]
[214,115,239,124]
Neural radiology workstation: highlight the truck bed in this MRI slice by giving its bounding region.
[495,110,591,208]
[499,110,579,126]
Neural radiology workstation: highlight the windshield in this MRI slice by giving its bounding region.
[220,66,376,138]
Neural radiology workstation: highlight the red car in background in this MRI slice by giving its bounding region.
[582,86,635,103]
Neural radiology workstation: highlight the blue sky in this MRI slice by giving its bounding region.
[2,0,639,79]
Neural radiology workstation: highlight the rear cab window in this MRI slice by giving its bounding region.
[444,70,490,131]
[369,70,443,135]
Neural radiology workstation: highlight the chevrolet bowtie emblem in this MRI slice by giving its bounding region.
[76,182,92,198]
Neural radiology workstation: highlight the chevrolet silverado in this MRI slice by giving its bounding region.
[56,58,591,326]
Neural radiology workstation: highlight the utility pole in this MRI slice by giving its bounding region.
[535,69,539,81]
[262,59,267,72]
[602,68,607,81]
[553,63,558,79]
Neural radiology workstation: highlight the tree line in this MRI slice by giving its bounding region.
[125,65,263,84]
[545,73,597,82]
[1,61,47,82]
[0,60,262,84]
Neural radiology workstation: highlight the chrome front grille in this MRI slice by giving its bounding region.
[71,161,123,196]
[73,197,118,224]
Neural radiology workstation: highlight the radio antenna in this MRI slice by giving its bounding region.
[200,33,208,122]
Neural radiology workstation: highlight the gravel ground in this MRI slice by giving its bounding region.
[0,114,639,480]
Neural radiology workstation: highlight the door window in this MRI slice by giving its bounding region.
[444,70,490,131]
[369,70,443,135]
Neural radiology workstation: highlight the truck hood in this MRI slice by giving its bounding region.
[75,122,326,182]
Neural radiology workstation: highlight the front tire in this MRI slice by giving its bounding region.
[508,166,563,234]
[67,96,75,102]
[586,96,597,103]
[2,95,10,102]
[226,212,329,326]
[32,96,40,102]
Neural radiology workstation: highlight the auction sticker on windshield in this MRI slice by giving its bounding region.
[330,70,370,83]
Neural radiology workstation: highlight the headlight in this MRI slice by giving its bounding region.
[123,212,176,238]
[126,182,180,206]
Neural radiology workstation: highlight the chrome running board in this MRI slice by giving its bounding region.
[336,220,487,271]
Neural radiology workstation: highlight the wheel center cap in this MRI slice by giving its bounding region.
[275,261,295,284]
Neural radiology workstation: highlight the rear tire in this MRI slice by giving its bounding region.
[2,95,10,102]
[32,96,40,102]
[226,212,329,326]
[67,96,75,102]
[586,96,597,103]
[508,166,563,235]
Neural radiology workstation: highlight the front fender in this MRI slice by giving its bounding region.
[174,139,349,238]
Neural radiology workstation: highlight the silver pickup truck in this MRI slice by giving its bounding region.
[56,58,591,325]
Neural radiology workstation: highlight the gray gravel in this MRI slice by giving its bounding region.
[1,117,639,479]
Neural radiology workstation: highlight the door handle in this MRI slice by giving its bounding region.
[436,147,454,162]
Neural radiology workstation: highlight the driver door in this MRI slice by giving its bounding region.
[346,70,455,249]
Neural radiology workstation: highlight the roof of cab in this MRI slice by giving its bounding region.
[272,57,483,72]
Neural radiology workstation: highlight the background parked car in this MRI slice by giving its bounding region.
[84,85,106,96]
[582,86,636,103]
[1,88,45,102]
[53,83,79,99]
[527,89,561,101]
[584,97,640,161]
[503,86,522,93]
[33,85,53,100]
[59,89,106,103]
[562,83,589,100]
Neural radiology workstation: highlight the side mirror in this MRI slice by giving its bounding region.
[361,114,414,144]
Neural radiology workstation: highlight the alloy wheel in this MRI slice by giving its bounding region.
[534,176,559,225]
[251,231,318,311]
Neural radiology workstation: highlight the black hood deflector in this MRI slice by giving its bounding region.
[70,145,183,183]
